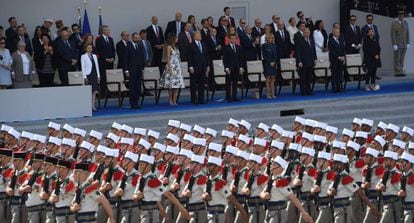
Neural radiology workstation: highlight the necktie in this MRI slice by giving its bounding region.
[335,38,339,45]
[143,41,148,61]
[197,41,202,53]
[155,26,159,40]
[257,27,261,34]
[105,36,109,44]
[307,38,311,47]
[281,31,285,41]
[177,22,181,36]
[212,37,216,45]
[133,43,137,50]
[20,36,24,42]
[65,40,71,48]
[232,45,236,53]
[352,25,355,33]
[187,32,192,43]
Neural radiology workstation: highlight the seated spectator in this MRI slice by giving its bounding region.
[11,41,35,88]
[0,37,12,89]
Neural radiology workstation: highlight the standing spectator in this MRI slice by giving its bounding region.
[5,17,18,50]
[223,7,236,27]
[240,26,258,61]
[296,11,314,31]
[32,26,44,53]
[313,20,329,57]
[391,10,410,77]
[237,19,248,39]
[138,30,153,66]
[0,26,4,38]
[165,11,184,39]
[146,16,165,69]
[269,15,281,37]
[11,41,35,88]
[296,28,317,96]
[41,19,53,37]
[275,21,293,58]
[344,15,362,54]
[224,27,240,46]
[81,34,96,55]
[12,26,32,55]
[34,34,56,87]
[188,31,209,104]
[260,25,272,47]
[363,29,381,91]
[328,28,346,93]
[116,31,130,69]
[70,24,83,70]
[123,33,145,109]
[252,18,264,59]
[206,16,215,29]
[53,19,64,40]
[0,37,12,89]
[262,34,279,98]
[178,22,193,62]
[95,25,115,94]
[187,15,198,33]
[287,17,298,45]
[55,28,77,86]
[223,34,244,102]
[294,22,306,46]
[81,44,101,111]
[159,35,185,105]
[205,28,223,89]
[361,14,380,41]
[200,18,210,41]
[216,16,229,45]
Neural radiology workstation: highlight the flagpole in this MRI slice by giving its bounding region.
[77,7,81,29]
[98,6,102,35]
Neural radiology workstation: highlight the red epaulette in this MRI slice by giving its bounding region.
[148,178,162,188]
[197,175,208,185]
[408,175,414,185]
[65,181,75,193]
[102,172,108,181]
[183,172,192,183]
[295,135,302,143]
[3,168,13,178]
[118,156,123,166]
[377,157,384,165]
[295,165,301,174]
[257,175,268,185]
[132,175,140,187]
[36,175,42,185]
[115,142,121,149]
[231,166,238,176]
[244,172,250,181]
[113,170,123,181]
[51,181,57,190]
[326,171,336,181]
[88,163,98,173]
[341,175,354,185]
[25,153,33,161]
[261,157,268,166]
[18,173,27,184]
[355,159,366,169]
[214,179,226,191]
[157,162,166,171]
[169,165,179,176]
[307,168,317,177]
[360,147,367,157]
[367,135,373,144]
[275,178,289,188]
[85,183,99,194]
[231,137,237,146]
[391,173,401,184]
[313,171,320,180]
[375,166,385,176]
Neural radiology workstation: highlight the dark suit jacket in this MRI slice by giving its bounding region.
[206,35,223,60]
[240,34,257,61]
[223,44,244,72]
[363,37,381,68]
[116,40,129,69]
[216,26,227,45]
[344,24,362,54]
[12,36,32,55]
[5,27,17,49]
[178,31,192,62]
[200,28,210,42]
[165,20,185,39]
[275,30,293,58]
[295,37,317,67]
[137,39,153,65]
[95,35,116,61]
[361,24,380,41]
[328,35,346,67]
[251,27,264,39]
[69,33,82,49]
[188,41,209,74]
[55,38,77,70]
[123,42,145,75]
[146,25,165,48]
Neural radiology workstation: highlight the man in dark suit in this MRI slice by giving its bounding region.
[275,22,293,58]
[295,28,317,96]
[96,25,116,94]
[188,31,210,104]
[115,31,130,69]
[55,29,77,86]
[296,11,314,32]
[252,18,264,59]
[200,18,210,42]
[237,19,247,38]
[240,26,258,61]
[293,22,306,46]
[223,7,236,27]
[138,30,153,66]
[361,14,380,41]
[344,15,362,54]
[69,24,82,70]
[164,11,184,39]
[269,15,281,37]
[5,17,18,50]
[206,28,223,89]
[178,23,193,62]
[12,26,32,55]
[223,34,244,102]
[123,33,145,109]
[146,16,165,69]
[216,16,229,45]
[328,28,346,93]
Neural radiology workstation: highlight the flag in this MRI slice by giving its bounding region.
[82,9,91,35]
[98,14,103,35]
[78,14,82,31]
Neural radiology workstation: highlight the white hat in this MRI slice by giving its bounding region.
[96,145,108,154]
[152,142,166,152]
[302,132,314,142]
[179,148,194,159]
[7,129,20,139]
[317,151,332,160]
[271,124,283,133]
[79,141,94,152]
[288,143,300,151]
[62,138,76,147]
[315,122,327,130]
[105,148,119,158]
[393,139,406,149]
[106,133,120,143]
[208,143,222,152]
[121,124,133,134]
[111,122,122,130]
[355,131,368,139]
[120,137,134,145]
[314,135,327,143]
[0,124,12,132]
[44,18,54,23]
[33,134,46,143]
[342,128,354,137]
[225,145,239,155]
[281,130,294,139]
[221,130,234,138]
[238,134,251,144]
[402,126,414,137]
[228,118,239,127]
[133,128,147,135]
[139,154,155,164]
[166,133,180,144]
[333,154,348,163]
[294,116,306,125]
[207,156,223,166]
[166,145,179,154]
[374,135,386,147]
[387,123,400,133]
[73,128,86,137]
[239,120,251,130]
[305,119,317,127]
[361,118,374,127]
[21,131,34,140]
[401,152,414,163]
[62,124,74,133]
[257,123,269,133]
[48,136,61,146]
[183,134,195,143]
[249,153,264,164]
[365,147,379,158]
[180,123,192,132]
[191,154,205,164]
[148,130,160,139]
[254,137,268,147]
[270,141,285,150]
[89,130,103,140]
[384,151,399,160]
[272,156,288,169]
[377,121,388,131]
[235,150,250,160]
[48,122,61,131]
[193,138,207,146]
[326,126,338,134]
[346,141,360,151]
[332,140,346,149]
[301,147,315,156]
[168,120,181,128]
[138,138,151,150]
[205,128,217,137]
[352,118,362,125]
[408,142,414,150]
[124,151,139,163]
[193,125,205,134]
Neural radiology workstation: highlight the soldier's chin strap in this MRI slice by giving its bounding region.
[122,160,132,171]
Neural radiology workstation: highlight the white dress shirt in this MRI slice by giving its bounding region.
[20,52,30,75]
[313,30,325,54]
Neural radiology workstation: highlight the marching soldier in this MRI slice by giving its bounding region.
[19,131,34,152]
[151,143,167,177]
[167,120,181,135]
[269,124,283,141]
[47,122,61,137]
[133,128,147,145]
[238,120,251,136]
[88,130,103,148]
[340,128,354,144]
[147,130,160,146]
[236,134,252,152]
[227,118,239,133]
[0,148,13,221]
[207,142,222,158]
[5,129,20,151]
[60,138,76,160]
[231,150,250,223]
[41,156,59,223]
[205,128,217,145]
[181,134,195,151]
[179,123,192,140]
[105,133,120,149]
[192,125,206,139]
[61,124,74,139]
[46,137,62,157]
[76,141,95,162]
[222,145,238,223]
[400,126,413,143]
[397,152,414,223]
[255,123,269,139]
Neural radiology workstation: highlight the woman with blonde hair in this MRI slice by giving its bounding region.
[262,33,279,98]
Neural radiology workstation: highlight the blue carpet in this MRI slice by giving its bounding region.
[93,81,414,117]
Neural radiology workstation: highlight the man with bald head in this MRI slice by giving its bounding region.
[165,11,184,39]
[116,31,130,69]
[252,18,264,59]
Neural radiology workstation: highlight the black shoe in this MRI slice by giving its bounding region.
[375,76,381,80]
[144,92,154,96]
[395,73,406,77]
[131,105,141,109]
[233,99,241,102]
[307,92,314,96]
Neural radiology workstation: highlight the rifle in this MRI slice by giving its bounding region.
[297,165,306,198]
[314,170,325,206]
[162,163,173,185]
[221,166,228,181]
[54,179,62,196]
[104,162,114,198]
[118,174,128,223]
[266,161,271,176]
[43,175,50,194]
[265,178,274,193]
[21,171,39,205]
[137,177,146,209]
[379,169,390,211]
[93,164,105,181]
[401,173,407,204]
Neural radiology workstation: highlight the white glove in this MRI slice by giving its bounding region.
[407,44,410,49]
[393,45,398,51]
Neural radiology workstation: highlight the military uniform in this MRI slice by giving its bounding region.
[9,164,28,223]
[266,176,292,223]
[52,160,76,223]
[136,171,166,223]
[0,149,13,222]
[205,174,231,223]
[75,180,101,222]
[401,167,414,223]
[118,167,140,223]
[362,161,384,223]
[315,168,335,223]
[378,166,402,223]
[346,141,365,223]
[42,157,59,223]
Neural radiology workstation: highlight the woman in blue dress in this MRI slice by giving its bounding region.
[261,34,279,98]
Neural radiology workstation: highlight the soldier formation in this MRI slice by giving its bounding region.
[0,117,413,223]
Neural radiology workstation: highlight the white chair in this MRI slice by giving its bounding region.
[142,67,160,104]
[279,58,299,94]
[68,71,85,85]
[345,54,365,89]
[313,53,331,92]
[246,60,265,98]
[211,60,244,100]
[105,69,129,107]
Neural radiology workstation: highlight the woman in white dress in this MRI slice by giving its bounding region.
[159,35,185,105]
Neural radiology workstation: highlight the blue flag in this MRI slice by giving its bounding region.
[82,9,91,35]
[98,14,103,35]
